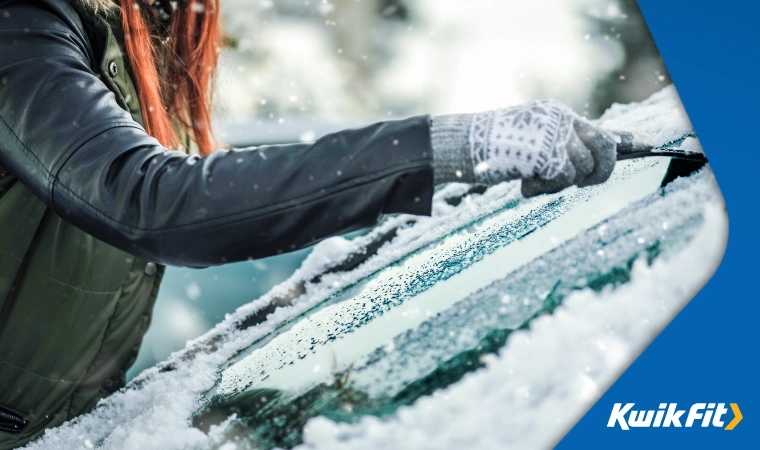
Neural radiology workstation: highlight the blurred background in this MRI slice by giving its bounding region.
[128,0,670,379]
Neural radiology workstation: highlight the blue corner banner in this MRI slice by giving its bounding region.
[560,1,759,447]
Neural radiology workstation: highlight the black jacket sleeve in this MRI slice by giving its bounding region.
[0,0,434,267]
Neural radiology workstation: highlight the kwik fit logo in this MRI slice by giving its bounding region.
[607,403,742,430]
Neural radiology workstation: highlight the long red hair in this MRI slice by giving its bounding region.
[120,0,222,155]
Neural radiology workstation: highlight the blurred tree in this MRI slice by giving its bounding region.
[584,0,671,117]
[379,0,410,20]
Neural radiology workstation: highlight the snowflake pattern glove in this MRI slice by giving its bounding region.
[431,99,617,197]
[470,99,573,183]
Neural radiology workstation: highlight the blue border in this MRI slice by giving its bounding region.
[560,1,759,447]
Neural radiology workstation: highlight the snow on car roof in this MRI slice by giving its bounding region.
[24,86,726,450]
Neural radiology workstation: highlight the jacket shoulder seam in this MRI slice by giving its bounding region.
[50,121,145,208]
[0,114,53,188]
[50,120,145,187]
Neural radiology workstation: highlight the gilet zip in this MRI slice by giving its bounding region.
[0,405,28,434]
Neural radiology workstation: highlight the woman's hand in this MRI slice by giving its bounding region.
[431,100,617,197]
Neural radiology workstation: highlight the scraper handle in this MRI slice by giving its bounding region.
[614,132,708,163]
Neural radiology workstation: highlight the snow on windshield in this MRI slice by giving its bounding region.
[297,171,725,450]
[22,86,726,450]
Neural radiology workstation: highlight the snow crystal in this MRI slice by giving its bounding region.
[185,282,202,301]
[299,130,316,142]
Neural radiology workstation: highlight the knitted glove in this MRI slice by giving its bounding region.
[431,100,617,197]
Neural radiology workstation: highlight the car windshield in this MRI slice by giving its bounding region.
[22,87,726,450]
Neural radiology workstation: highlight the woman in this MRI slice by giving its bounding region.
[0,0,617,446]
